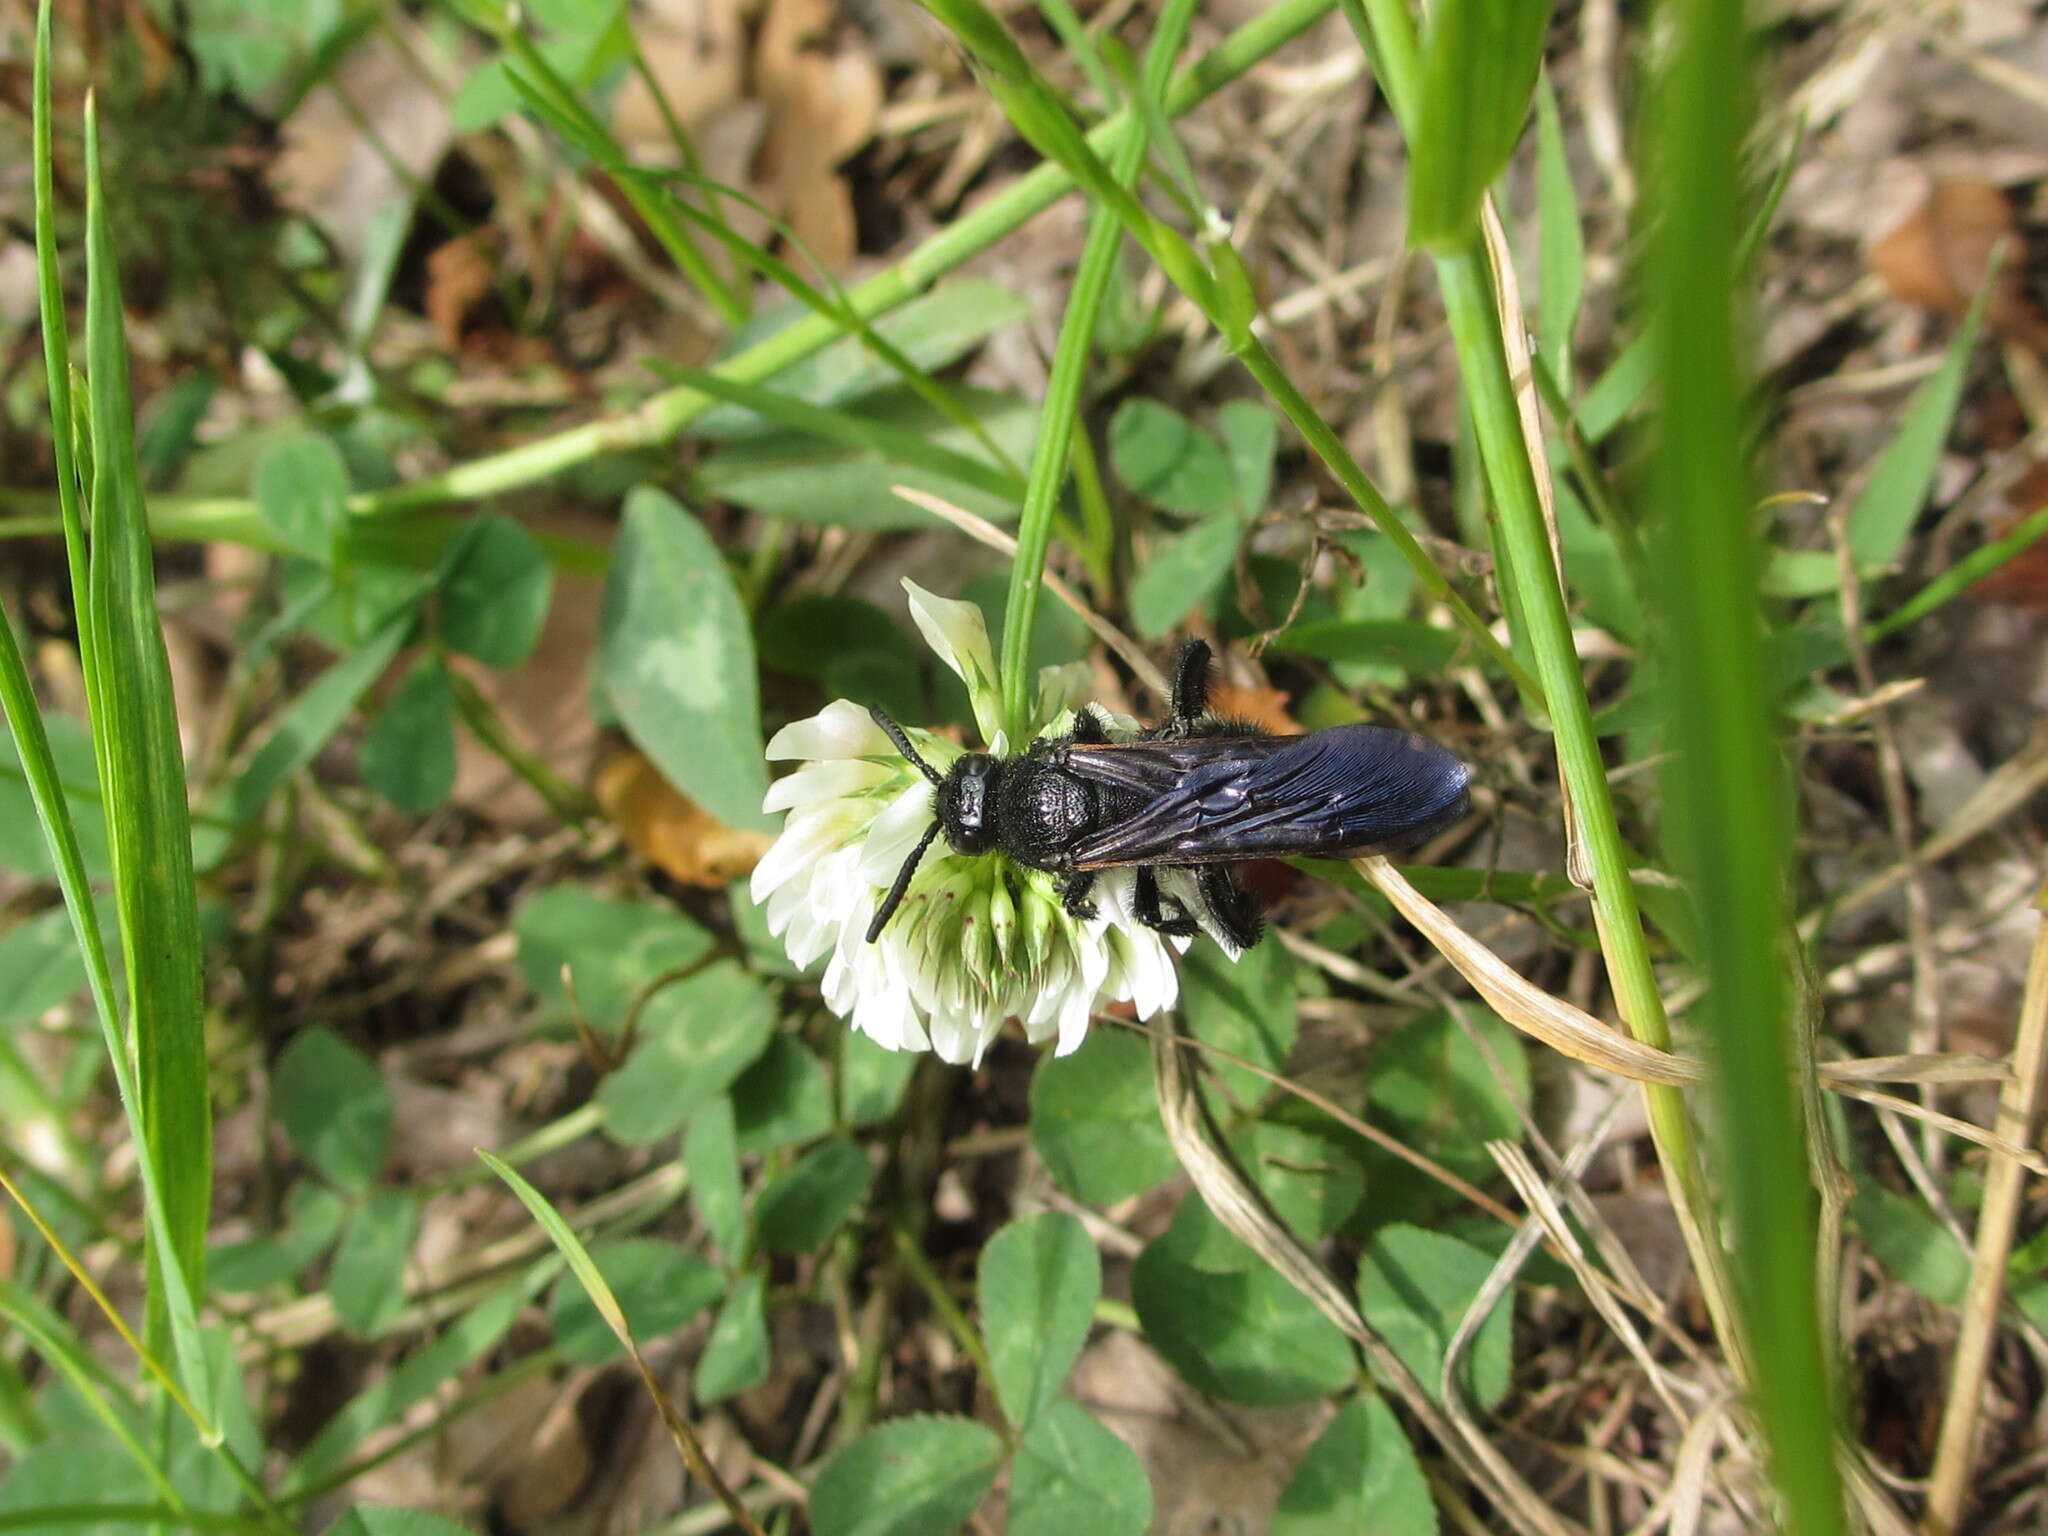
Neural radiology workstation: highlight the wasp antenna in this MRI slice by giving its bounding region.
[868,705,945,787]
[866,819,943,942]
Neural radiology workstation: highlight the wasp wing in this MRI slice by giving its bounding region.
[1060,733,1293,797]
[1063,724,1469,868]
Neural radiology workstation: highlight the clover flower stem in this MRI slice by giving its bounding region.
[997,0,1201,739]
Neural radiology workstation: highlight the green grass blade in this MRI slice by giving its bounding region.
[1406,0,1556,249]
[1534,75,1584,381]
[998,0,1198,731]
[1867,502,2048,642]
[17,0,1331,528]
[280,1261,559,1497]
[1843,263,1996,569]
[81,100,213,1349]
[918,0,1528,694]
[548,129,1027,479]
[490,16,745,326]
[1578,331,1654,443]
[24,12,214,1437]
[650,365,1024,500]
[0,1278,185,1516]
[32,0,91,674]
[476,1152,632,1346]
[222,600,419,825]
[1642,0,1846,1528]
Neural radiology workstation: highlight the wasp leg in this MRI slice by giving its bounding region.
[1069,706,1108,745]
[1154,640,1213,738]
[1197,864,1265,951]
[1133,867,1199,937]
[1058,870,1099,920]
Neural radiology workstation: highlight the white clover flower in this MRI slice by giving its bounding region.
[752,579,1189,1066]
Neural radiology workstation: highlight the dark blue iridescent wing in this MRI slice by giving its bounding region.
[1064,724,1470,868]
[1060,734,1291,796]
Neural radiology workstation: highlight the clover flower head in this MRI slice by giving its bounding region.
[752,579,1187,1065]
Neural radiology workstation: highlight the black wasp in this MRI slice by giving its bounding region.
[864,640,1470,950]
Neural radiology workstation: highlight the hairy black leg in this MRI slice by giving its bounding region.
[1160,640,1213,737]
[1197,864,1265,950]
[1133,866,1198,937]
[1068,706,1108,745]
[1058,870,1099,920]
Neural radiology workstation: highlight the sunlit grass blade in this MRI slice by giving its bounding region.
[477,1151,769,1536]
[81,97,213,1351]
[21,0,214,1435]
[1643,0,1846,1529]
[997,0,1198,733]
[0,1277,185,1515]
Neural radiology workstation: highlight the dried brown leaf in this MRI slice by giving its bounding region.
[424,231,496,350]
[1869,178,2048,352]
[596,747,773,887]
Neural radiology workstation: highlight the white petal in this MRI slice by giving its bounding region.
[1157,869,1245,961]
[853,970,922,1052]
[1093,867,1139,926]
[764,757,890,813]
[902,579,1004,745]
[749,802,859,903]
[857,781,938,883]
[927,1010,976,1065]
[1052,983,1095,1056]
[767,699,889,762]
[969,1016,1005,1068]
[1128,932,1181,1018]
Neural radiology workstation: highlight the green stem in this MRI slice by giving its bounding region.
[1233,338,1534,694]
[445,664,594,824]
[891,1226,995,1383]
[1866,502,2048,642]
[1431,230,1743,1357]
[926,0,1525,693]
[998,0,1200,734]
[1067,426,1118,601]
[493,22,745,326]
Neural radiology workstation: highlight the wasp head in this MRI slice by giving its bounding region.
[935,753,1001,854]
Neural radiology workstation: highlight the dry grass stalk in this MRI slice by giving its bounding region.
[1148,1014,1587,1536]
[1923,888,2048,1534]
